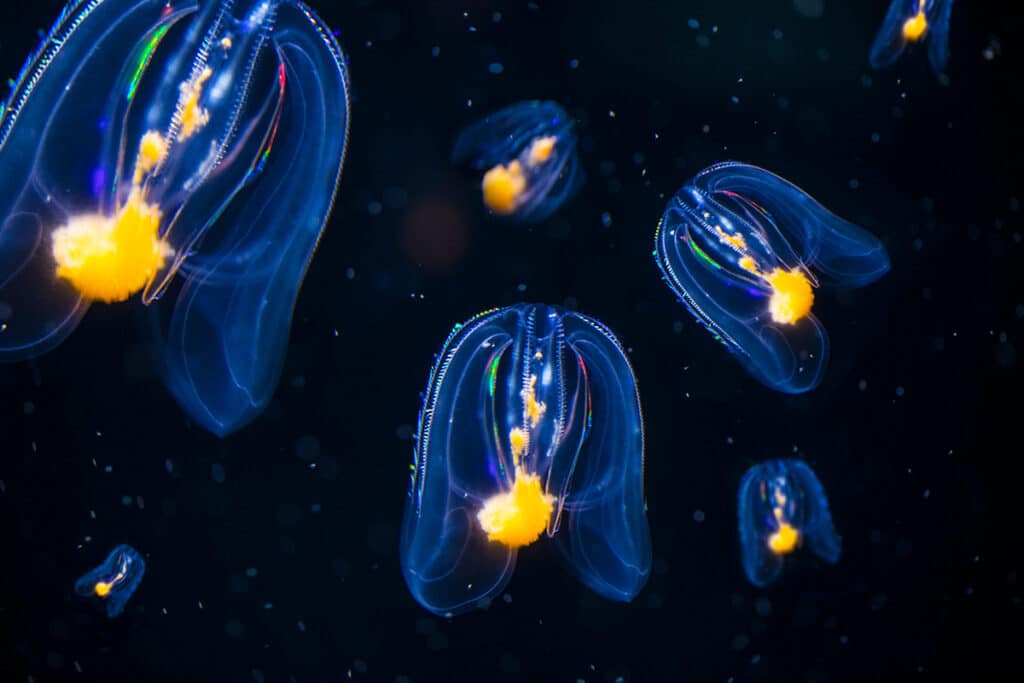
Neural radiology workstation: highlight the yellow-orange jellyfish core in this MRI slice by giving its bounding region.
[481,161,527,215]
[176,67,213,141]
[133,131,168,184]
[477,373,555,548]
[526,135,557,166]
[93,581,112,598]
[768,522,800,554]
[477,467,555,548]
[766,268,815,324]
[51,190,171,302]
[714,226,749,252]
[49,51,226,304]
[902,9,928,41]
[522,374,546,426]
[509,427,530,458]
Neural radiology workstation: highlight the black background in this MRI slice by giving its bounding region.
[1,0,1021,680]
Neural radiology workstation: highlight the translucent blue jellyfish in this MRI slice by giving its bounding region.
[401,303,651,616]
[452,101,583,222]
[0,0,350,435]
[654,162,890,394]
[737,460,840,587]
[869,0,954,74]
[74,544,146,618]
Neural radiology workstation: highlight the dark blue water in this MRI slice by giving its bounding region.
[1,0,1019,680]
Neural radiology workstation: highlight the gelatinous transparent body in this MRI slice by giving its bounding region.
[737,460,840,587]
[401,303,650,616]
[0,0,349,435]
[869,0,954,74]
[74,544,146,618]
[654,162,890,393]
[451,101,582,222]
